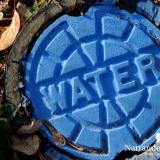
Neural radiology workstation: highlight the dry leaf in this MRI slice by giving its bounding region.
[17,119,42,134]
[154,0,160,4]
[11,135,40,155]
[0,0,9,12]
[0,10,20,51]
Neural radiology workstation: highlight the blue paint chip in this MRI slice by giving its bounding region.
[25,6,160,160]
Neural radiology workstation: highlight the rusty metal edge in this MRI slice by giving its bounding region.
[5,1,64,106]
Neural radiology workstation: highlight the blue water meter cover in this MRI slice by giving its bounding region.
[25,6,160,160]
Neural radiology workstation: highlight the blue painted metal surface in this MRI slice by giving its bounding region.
[86,0,160,26]
[86,0,118,5]
[85,0,160,27]
[25,6,160,160]
[136,0,160,26]
[123,0,160,26]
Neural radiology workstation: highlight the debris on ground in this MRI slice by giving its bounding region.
[0,10,20,51]
[11,134,41,156]
[0,1,63,160]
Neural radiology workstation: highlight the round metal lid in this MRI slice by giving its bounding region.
[25,6,160,160]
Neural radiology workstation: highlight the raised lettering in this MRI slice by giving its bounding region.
[135,54,160,84]
[71,77,92,106]
[110,61,136,92]
[84,68,106,98]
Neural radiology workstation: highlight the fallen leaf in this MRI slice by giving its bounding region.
[154,0,160,4]
[0,10,20,51]
[17,119,42,134]
[11,135,40,155]
[0,0,9,12]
